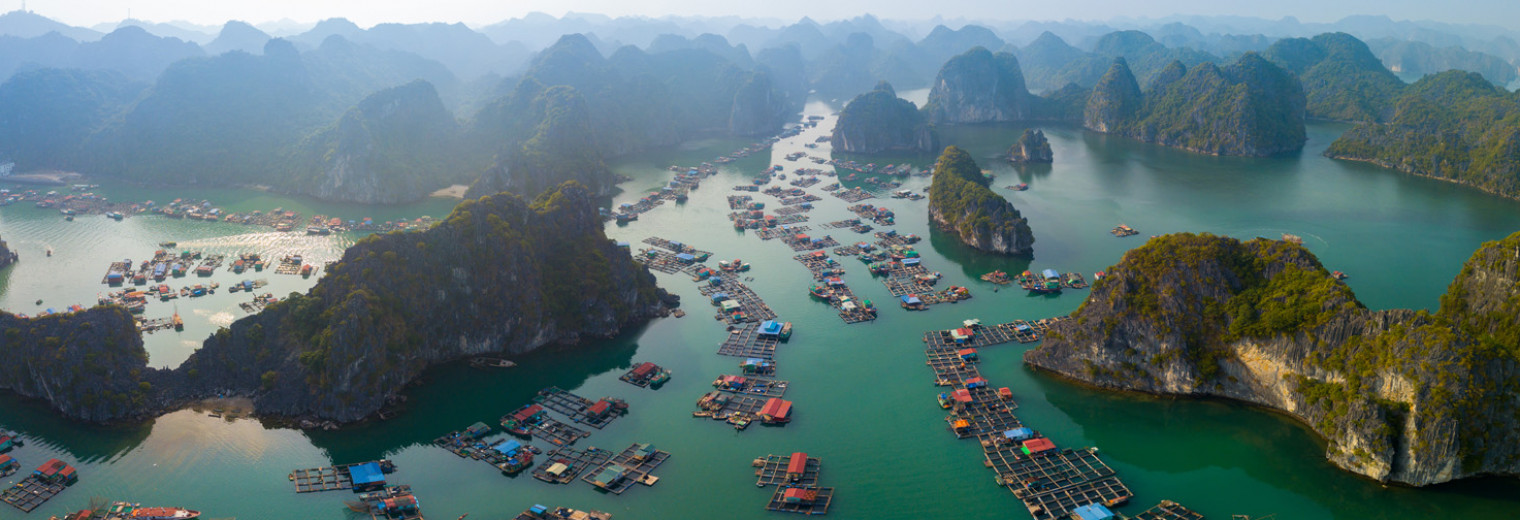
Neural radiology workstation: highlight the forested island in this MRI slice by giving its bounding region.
[926,146,1035,255]
[831,81,939,153]
[1026,232,1520,486]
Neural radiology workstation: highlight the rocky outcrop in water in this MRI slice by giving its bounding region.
[296,80,463,204]
[927,146,1034,255]
[923,47,1033,124]
[0,307,163,422]
[174,182,671,423]
[1025,231,1520,486]
[830,81,938,154]
[0,236,16,269]
[1006,129,1053,163]
[1084,54,1307,157]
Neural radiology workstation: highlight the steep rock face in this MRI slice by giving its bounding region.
[1325,70,1520,200]
[1084,54,1307,157]
[924,47,1033,124]
[1082,58,1142,133]
[927,146,1034,255]
[0,307,161,422]
[175,182,670,423]
[830,82,938,154]
[1006,129,1053,163]
[297,80,462,204]
[469,81,615,199]
[729,71,791,136]
[1025,232,1520,486]
[0,235,17,270]
[1263,33,1404,122]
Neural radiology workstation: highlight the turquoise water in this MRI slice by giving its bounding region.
[0,98,1518,518]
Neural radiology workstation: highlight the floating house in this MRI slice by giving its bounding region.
[900,295,924,310]
[591,465,628,489]
[952,389,973,404]
[1003,428,1035,442]
[786,453,808,482]
[782,487,818,504]
[741,358,774,375]
[1021,438,1056,455]
[964,377,989,389]
[0,454,18,476]
[348,461,387,491]
[35,458,77,485]
[957,348,978,361]
[759,398,793,424]
[587,400,614,421]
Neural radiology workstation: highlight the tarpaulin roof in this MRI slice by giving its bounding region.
[495,440,524,454]
[349,462,386,486]
[1072,503,1116,520]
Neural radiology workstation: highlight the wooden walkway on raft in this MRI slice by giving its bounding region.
[642,237,712,258]
[812,282,877,324]
[922,318,1071,350]
[698,392,770,416]
[753,454,821,486]
[632,249,684,274]
[714,375,789,397]
[773,205,810,215]
[1,476,68,512]
[915,316,1132,520]
[719,325,781,359]
[833,187,875,202]
[582,444,670,495]
[356,485,423,520]
[531,416,590,447]
[784,236,839,252]
[699,283,777,324]
[794,253,844,276]
[820,219,862,229]
[289,460,393,493]
[1132,500,1205,520]
[534,387,622,429]
[765,485,835,515]
[755,226,811,240]
[533,446,615,484]
[779,194,822,206]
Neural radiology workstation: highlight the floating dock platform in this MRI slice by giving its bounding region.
[534,387,624,429]
[765,485,835,515]
[582,444,670,495]
[753,454,821,486]
[533,446,615,484]
[289,460,396,493]
[1132,500,1205,520]
[1,476,68,512]
[717,324,780,359]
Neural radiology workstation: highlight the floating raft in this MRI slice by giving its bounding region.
[833,187,875,202]
[513,505,613,520]
[784,235,839,252]
[533,446,615,484]
[642,237,712,259]
[1021,476,1132,520]
[717,324,780,359]
[532,416,590,447]
[582,444,670,495]
[779,194,822,206]
[534,387,624,429]
[354,485,424,520]
[632,248,692,274]
[699,283,777,324]
[812,281,877,324]
[696,391,770,416]
[1132,500,1205,520]
[765,485,835,515]
[1,476,67,512]
[714,375,789,397]
[922,318,1071,350]
[289,460,395,493]
[793,253,844,277]
[753,454,821,486]
[820,219,862,229]
[756,226,811,240]
[773,205,810,215]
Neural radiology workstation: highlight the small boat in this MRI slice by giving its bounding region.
[129,506,202,519]
[1332,271,1348,280]
[306,226,330,235]
[1015,183,1028,191]
[937,393,954,409]
[300,264,314,278]
[159,241,177,248]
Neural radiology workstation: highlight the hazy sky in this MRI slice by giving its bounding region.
[17,0,1520,29]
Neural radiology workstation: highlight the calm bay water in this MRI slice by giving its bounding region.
[0,97,1518,519]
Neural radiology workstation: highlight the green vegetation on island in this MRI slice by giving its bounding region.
[1262,33,1405,122]
[830,81,939,154]
[1083,53,1307,156]
[1326,70,1520,200]
[1028,231,1520,486]
[926,146,1034,255]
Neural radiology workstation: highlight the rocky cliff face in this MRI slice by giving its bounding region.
[831,82,938,154]
[1025,231,1520,486]
[0,236,16,270]
[927,146,1034,255]
[1007,129,1053,163]
[729,71,791,136]
[924,47,1034,124]
[175,182,671,423]
[0,307,163,422]
[1084,54,1307,157]
[298,80,463,204]
[469,82,616,199]
[1083,58,1143,133]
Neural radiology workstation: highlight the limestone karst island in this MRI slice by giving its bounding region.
[2,1,1520,518]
